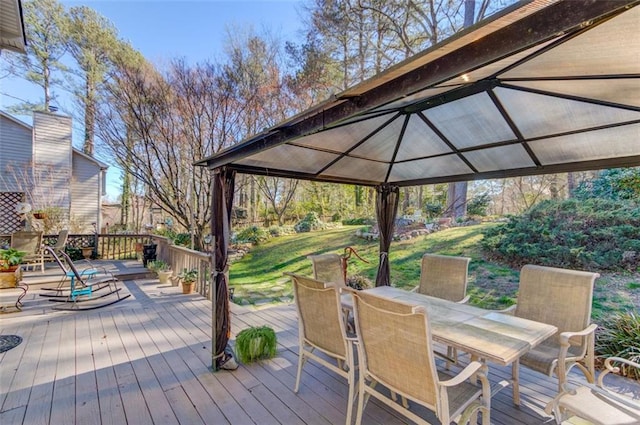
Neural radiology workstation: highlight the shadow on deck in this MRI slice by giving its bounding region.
[0,262,637,424]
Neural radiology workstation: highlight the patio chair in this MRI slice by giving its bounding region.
[287,272,357,425]
[308,253,346,287]
[546,357,640,424]
[508,264,600,405]
[308,253,353,331]
[412,254,471,368]
[41,247,130,310]
[413,254,471,303]
[42,229,68,263]
[11,230,44,273]
[351,292,491,425]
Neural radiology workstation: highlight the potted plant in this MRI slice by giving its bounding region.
[178,268,198,294]
[32,209,47,220]
[0,248,26,288]
[147,260,172,285]
[235,325,277,363]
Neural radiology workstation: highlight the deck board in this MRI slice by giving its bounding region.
[1,268,636,424]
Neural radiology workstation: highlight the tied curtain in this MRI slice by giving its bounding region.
[375,184,399,287]
[212,167,236,370]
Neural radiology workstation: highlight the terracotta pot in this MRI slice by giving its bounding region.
[33,212,47,219]
[182,281,194,294]
[81,247,93,259]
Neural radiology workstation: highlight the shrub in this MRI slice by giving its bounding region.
[467,193,491,216]
[342,217,373,225]
[294,212,325,233]
[481,198,640,270]
[173,233,191,247]
[595,311,640,380]
[236,226,269,244]
[65,246,84,261]
[574,167,640,201]
[424,202,443,219]
[267,225,295,237]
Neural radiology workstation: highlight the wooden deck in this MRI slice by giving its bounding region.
[1,265,636,424]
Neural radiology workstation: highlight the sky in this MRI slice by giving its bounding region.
[0,0,306,200]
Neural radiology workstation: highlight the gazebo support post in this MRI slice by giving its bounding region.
[211,166,236,371]
[375,184,400,286]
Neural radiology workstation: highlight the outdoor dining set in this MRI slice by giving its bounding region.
[287,253,640,425]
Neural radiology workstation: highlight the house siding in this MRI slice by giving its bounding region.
[71,153,101,232]
[32,111,71,213]
[0,114,32,192]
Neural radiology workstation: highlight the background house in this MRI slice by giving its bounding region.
[0,0,26,54]
[0,110,108,234]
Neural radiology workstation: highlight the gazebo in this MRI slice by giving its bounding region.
[196,0,640,369]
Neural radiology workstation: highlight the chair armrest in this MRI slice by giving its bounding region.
[598,357,640,387]
[340,286,358,295]
[559,323,598,347]
[439,361,484,387]
[498,304,516,315]
[457,295,470,304]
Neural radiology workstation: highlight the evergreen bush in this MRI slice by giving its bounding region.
[481,198,640,270]
[342,217,373,225]
[294,212,325,233]
[236,226,270,244]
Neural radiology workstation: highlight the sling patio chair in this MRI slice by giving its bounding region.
[412,254,472,368]
[308,253,354,331]
[41,247,130,310]
[10,230,44,273]
[287,272,357,425]
[412,254,471,303]
[42,229,68,263]
[308,253,347,287]
[351,291,491,425]
[506,264,600,405]
[546,357,640,425]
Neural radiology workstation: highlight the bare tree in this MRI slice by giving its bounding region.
[257,177,299,226]
[96,57,242,249]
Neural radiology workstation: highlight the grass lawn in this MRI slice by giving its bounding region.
[229,224,640,318]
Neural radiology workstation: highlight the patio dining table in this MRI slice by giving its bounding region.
[342,286,557,396]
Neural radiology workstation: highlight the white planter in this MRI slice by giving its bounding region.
[157,270,172,285]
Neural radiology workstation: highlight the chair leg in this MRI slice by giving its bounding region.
[294,350,305,393]
[345,358,355,425]
[355,375,366,425]
[512,360,521,405]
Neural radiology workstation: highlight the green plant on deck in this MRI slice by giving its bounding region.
[0,248,26,270]
[595,311,640,380]
[235,325,277,363]
[147,260,169,273]
[178,268,198,283]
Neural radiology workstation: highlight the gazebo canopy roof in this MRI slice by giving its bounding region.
[196,0,640,187]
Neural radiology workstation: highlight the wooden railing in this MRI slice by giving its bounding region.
[1,232,213,299]
[153,236,212,299]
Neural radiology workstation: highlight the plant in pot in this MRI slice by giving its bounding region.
[147,260,172,285]
[235,325,277,364]
[0,248,26,288]
[178,268,198,294]
[32,209,47,220]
